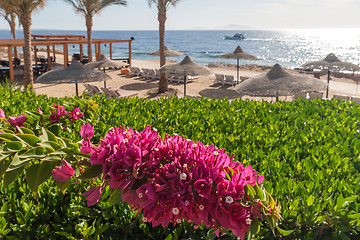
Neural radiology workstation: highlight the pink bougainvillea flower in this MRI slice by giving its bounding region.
[82,186,103,207]
[52,159,75,182]
[80,123,94,140]
[80,140,93,155]
[70,107,84,120]
[49,105,69,122]
[8,114,27,127]
[37,108,43,114]
[0,108,5,119]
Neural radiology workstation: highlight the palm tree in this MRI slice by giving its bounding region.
[5,0,47,89]
[0,0,19,59]
[64,0,127,63]
[148,0,180,93]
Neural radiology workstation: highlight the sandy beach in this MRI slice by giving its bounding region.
[7,51,360,101]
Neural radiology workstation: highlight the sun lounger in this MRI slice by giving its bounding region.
[153,69,161,80]
[333,94,350,101]
[100,87,114,98]
[147,69,156,79]
[214,74,225,85]
[224,75,237,86]
[141,68,149,78]
[108,88,138,98]
[85,84,102,95]
[309,91,323,99]
[351,96,360,104]
[83,83,94,96]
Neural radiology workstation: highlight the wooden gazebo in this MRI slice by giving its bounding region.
[0,34,133,82]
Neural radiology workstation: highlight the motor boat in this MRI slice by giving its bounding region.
[223,33,245,40]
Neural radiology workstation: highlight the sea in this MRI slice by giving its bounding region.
[1,29,360,69]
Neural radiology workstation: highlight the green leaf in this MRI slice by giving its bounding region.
[3,166,24,188]
[8,153,31,171]
[348,213,360,219]
[255,184,266,201]
[15,134,41,147]
[2,141,23,152]
[109,189,122,206]
[0,133,18,142]
[19,147,46,159]
[307,195,315,207]
[26,161,57,191]
[78,164,103,179]
[276,226,295,236]
[17,127,35,135]
[42,155,62,161]
[37,141,62,152]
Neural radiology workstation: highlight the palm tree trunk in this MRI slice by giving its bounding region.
[10,14,18,59]
[158,8,168,93]
[86,15,93,63]
[20,14,33,89]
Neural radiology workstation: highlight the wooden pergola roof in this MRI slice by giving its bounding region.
[0,34,133,82]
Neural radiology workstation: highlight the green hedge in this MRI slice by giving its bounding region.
[0,87,359,239]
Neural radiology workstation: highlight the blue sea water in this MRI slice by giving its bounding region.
[1,29,360,69]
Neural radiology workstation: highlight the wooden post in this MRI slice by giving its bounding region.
[7,46,14,82]
[94,43,98,61]
[128,41,132,66]
[80,44,83,62]
[52,45,56,62]
[98,43,101,59]
[109,43,112,59]
[47,45,51,70]
[34,46,37,68]
[63,44,68,68]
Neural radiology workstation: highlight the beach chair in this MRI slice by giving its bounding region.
[293,92,307,99]
[140,68,149,78]
[309,91,323,99]
[108,88,138,98]
[214,74,225,85]
[351,96,360,104]
[333,94,350,101]
[147,69,156,79]
[224,75,237,86]
[100,87,114,98]
[153,69,161,80]
[88,84,102,95]
[83,83,94,96]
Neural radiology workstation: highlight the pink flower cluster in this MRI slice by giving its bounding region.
[0,108,27,127]
[49,104,84,122]
[80,125,265,239]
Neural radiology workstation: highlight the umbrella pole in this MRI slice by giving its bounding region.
[104,80,106,88]
[237,58,240,82]
[75,79,79,97]
[184,74,187,96]
[326,69,330,98]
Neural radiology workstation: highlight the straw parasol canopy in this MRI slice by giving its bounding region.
[302,53,360,72]
[219,46,258,80]
[85,54,129,69]
[149,46,183,57]
[235,63,327,98]
[160,55,211,95]
[302,53,360,98]
[36,60,111,96]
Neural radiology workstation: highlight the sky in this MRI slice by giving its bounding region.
[1,0,360,31]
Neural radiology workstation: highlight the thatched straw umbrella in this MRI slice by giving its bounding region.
[235,64,327,100]
[36,61,110,96]
[160,55,211,95]
[85,54,128,87]
[219,46,258,80]
[149,46,183,57]
[302,53,360,98]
